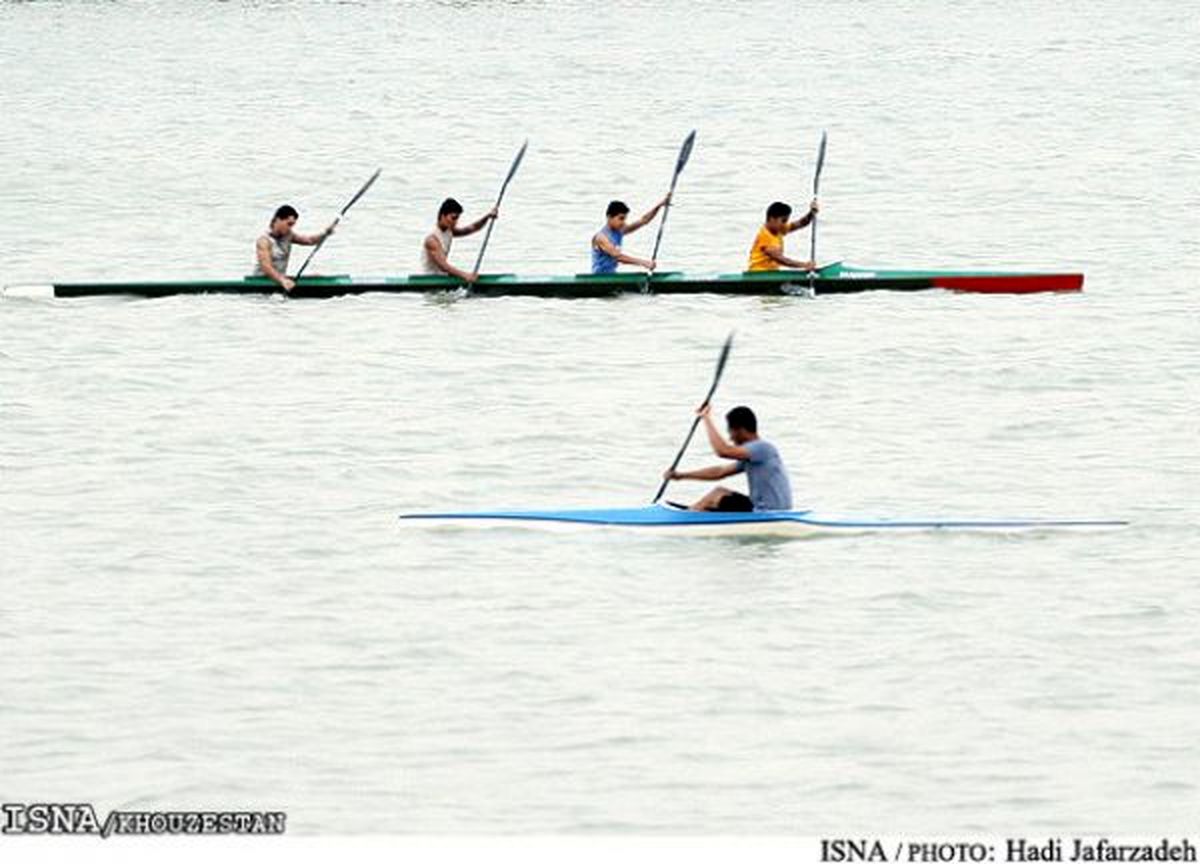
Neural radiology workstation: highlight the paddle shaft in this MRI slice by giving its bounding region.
[471,202,502,275]
[651,333,733,504]
[294,168,381,280]
[652,414,704,504]
[473,140,528,275]
[648,130,697,270]
[808,132,826,291]
[649,172,682,265]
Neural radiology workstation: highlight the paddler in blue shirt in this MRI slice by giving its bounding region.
[663,405,793,512]
[590,196,671,274]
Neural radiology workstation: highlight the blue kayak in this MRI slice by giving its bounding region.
[399,505,1128,537]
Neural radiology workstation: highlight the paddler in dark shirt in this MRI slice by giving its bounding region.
[663,405,794,511]
[253,204,335,292]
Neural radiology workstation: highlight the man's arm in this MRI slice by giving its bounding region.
[623,194,671,235]
[593,232,656,270]
[762,244,816,270]
[785,198,819,234]
[255,236,294,291]
[424,234,478,283]
[666,463,742,482]
[291,223,336,246]
[700,405,752,460]
[453,207,498,237]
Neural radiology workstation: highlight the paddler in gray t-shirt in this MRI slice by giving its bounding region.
[421,197,498,284]
[662,404,794,511]
[253,204,336,293]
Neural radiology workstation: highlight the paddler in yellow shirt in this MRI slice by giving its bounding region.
[747,199,820,271]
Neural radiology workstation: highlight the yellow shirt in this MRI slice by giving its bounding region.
[748,225,784,271]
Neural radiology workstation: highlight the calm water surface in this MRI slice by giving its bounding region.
[1,0,1198,834]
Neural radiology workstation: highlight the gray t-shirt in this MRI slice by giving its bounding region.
[735,439,793,511]
[254,232,291,277]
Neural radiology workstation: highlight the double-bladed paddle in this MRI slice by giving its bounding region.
[472,139,529,276]
[647,129,697,276]
[294,168,382,280]
[651,332,734,504]
[808,131,827,292]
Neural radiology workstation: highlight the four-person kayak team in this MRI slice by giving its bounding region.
[254,196,821,287]
[252,195,813,514]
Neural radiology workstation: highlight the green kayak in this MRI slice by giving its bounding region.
[12,262,1084,299]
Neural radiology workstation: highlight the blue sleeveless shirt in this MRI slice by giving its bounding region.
[591,225,623,274]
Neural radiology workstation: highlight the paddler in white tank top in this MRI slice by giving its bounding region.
[254,204,335,292]
[421,197,497,284]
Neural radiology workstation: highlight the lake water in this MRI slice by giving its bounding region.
[1,0,1198,834]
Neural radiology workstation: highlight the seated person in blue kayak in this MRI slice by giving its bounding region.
[590,196,671,273]
[663,404,793,511]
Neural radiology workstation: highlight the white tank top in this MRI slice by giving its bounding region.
[422,228,453,274]
[254,232,292,276]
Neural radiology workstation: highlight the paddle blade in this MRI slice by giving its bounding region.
[675,129,697,175]
[294,168,383,280]
[342,167,382,215]
[648,130,697,264]
[502,139,529,191]
[475,141,528,275]
[703,331,734,404]
[813,130,827,194]
[651,331,735,503]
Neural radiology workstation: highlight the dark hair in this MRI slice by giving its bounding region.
[272,205,299,222]
[765,201,792,221]
[606,200,630,219]
[725,405,758,433]
[438,197,464,218]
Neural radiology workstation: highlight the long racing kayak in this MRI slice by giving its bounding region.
[399,505,1127,537]
[7,262,1084,300]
